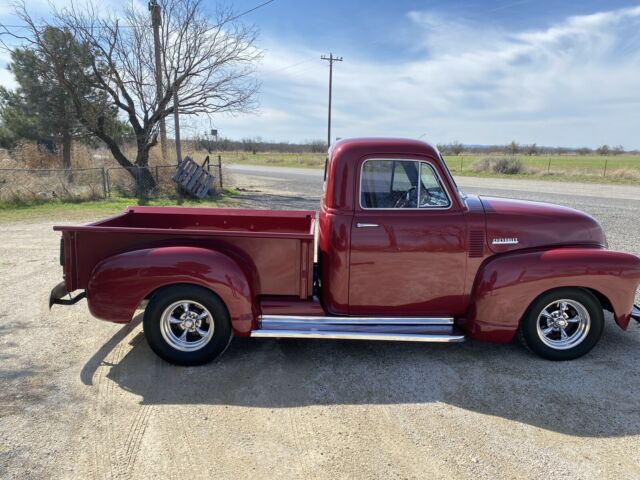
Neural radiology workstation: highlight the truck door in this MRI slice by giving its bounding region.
[349,158,467,316]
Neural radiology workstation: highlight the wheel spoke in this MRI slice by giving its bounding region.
[559,302,568,312]
[169,316,182,325]
[542,326,554,335]
[566,315,581,324]
[182,302,190,313]
[560,328,568,340]
[541,309,553,319]
[179,329,188,341]
[197,311,209,321]
[195,327,208,338]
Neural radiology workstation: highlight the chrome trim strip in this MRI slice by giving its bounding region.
[356,223,379,228]
[251,329,465,343]
[259,315,455,325]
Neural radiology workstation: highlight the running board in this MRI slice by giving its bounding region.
[251,315,465,343]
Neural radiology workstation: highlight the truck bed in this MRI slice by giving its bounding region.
[55,206,316,299]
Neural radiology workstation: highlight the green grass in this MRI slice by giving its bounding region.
[213,151,326,169]
[0,189,240,222]
[219,151,640,184]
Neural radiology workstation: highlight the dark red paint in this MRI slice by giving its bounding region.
[53,138,640,343]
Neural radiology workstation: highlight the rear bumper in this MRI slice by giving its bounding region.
[632,305,640,323]
[49,281,86,308]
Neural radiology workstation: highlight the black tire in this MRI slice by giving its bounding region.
[518,288,604,361]
[143,284,232,366]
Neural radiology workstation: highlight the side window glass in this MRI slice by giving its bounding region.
[360,160,419,208]
[419,163,451,208]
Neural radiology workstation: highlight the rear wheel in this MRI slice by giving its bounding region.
[518,288,604,361]
[143,285,232,366]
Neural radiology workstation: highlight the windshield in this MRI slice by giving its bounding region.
[438,153,467,200]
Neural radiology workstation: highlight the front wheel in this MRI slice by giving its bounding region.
[518,288,604,361]
[143,285,232,366]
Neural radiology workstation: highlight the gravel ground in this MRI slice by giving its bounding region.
[1,170,639,480]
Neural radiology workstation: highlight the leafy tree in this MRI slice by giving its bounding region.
[0,29,129,169]
[3,0,261,196]
[596,144,610,156]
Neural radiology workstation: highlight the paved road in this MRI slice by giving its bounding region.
[1,166,639,479]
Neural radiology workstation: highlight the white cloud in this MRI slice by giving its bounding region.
[218,6,640,148]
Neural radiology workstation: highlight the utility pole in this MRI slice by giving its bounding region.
[321,53,342,148]
[149,0,168,162]
[173,88,182,164]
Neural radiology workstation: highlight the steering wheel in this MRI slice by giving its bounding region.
[393,187,416,208]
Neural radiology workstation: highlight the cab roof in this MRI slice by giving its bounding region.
[329,137,440,159]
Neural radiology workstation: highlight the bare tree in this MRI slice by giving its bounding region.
[2,0,261,196]
[506,141,519,156]
[596,144,610,156]
[524,143,538,156]
[611,145,625,156]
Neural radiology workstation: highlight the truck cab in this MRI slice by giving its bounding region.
[51,138,640,365]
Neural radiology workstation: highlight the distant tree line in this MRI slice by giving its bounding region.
[436,141,633,156]
[194,135,327,154]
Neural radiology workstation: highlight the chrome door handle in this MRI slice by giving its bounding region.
[356,223,379,228]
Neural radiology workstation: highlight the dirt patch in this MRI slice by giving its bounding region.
[1,174,640,479]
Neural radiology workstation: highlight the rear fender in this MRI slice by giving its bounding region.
[87,246,257,335]
[464,248,640,343]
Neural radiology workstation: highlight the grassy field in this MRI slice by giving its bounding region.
[0,191,239,222]
[217,151,640,184]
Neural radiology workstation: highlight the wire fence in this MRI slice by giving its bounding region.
[0,160,226,203]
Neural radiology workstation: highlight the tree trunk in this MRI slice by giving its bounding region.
[61,131,72,181]
[133,148,157,198]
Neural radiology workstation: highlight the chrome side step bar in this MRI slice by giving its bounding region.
[251,315,465,343]
[259,315,455,325]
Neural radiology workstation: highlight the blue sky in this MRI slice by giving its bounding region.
[2,0,640,148]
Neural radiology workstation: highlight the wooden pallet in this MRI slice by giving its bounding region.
[171,156,215,198]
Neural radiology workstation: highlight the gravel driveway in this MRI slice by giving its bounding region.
[1,171,639,480]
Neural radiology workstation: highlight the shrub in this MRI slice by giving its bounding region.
[472,157,524,175]
[493,158,524,174]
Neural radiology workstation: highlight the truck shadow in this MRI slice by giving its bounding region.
[84,315,640,438]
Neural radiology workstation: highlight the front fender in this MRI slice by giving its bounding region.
[87,246,257,335]
[464,248,640,343]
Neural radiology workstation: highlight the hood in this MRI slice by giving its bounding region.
[480,196,606,254]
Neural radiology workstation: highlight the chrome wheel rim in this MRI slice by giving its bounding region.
[160,300,214,352]
[536,299,591,350]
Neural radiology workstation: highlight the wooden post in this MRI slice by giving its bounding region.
[105,168,111,198]
[101,167,107,198]
[218,154,223,190]
[459,156,463,172]
[603,159,608,177]
[547,158,551,173]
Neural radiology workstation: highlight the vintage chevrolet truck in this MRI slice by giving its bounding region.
[50,138,640,365]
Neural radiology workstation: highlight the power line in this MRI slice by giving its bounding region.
[320,52,342,147]
[0,0,276,30]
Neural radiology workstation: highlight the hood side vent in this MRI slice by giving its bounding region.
[469,230,485,258]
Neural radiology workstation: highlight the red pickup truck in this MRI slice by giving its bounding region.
[50,138,640,365]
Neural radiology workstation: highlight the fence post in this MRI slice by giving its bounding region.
[547,158,551,173]
[218,154,223,190]
[459,156,463,172]
[603,159,608,177]
[105,168,111,197]
[101,167,107,199]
